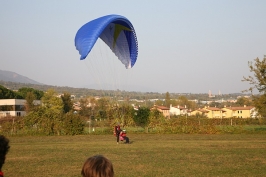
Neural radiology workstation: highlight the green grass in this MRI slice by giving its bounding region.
[4,134,266,177]
[243,125,266,133]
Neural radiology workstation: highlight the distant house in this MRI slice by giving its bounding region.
[191,105,257,118]
[222,105,256,118]
[169,105,188,116]
[0,99,41,117]
[203,106,224,118]
[190,106,223,118]
[151,105,170,118]
[73,102,82,111]
[190,108,209,117]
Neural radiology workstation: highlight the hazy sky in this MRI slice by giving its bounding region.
[1,1,266,94]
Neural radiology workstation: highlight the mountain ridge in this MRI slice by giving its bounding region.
[0,69,43,85]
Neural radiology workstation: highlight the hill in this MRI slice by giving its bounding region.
[0,70,43,85]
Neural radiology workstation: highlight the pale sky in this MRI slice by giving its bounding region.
[1,1,266,94]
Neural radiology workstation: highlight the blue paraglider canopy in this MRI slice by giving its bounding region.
[75,14,138,69]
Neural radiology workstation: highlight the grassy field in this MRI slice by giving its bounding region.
[3,134,266,177]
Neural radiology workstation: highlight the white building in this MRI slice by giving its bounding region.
[169,105,188,116]
[0,99,41,117]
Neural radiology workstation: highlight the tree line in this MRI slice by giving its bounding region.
[1,56,266,135]
[0,80,246,101]
[0,86,157,135]
[0,83,265,136]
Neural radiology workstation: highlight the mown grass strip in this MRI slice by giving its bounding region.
[4,134,266,177]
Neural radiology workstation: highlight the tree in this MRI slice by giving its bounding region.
[243,57,266,93]
[78,97,91,117]
[62,112,85,135]
[95,97,110,120]
[113,103,135,126]
[78,96,97,120]
[165,92,171,107]
[176,96,197,110]
[252,94,266,117]
[209,101,223,108]
[243,56,266,117]
[25,92,37,113]
[42,89,63,114]
[61,92,73,114]
[39,90,85,135]
[133,107,150,132]
[148,109,163,129]
[0,85,23,99]
[18,87,44,100]
[40,89,64,135]
[235,96,253,106]
[154,99,164,106]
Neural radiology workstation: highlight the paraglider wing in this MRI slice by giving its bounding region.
[75,14,138,69]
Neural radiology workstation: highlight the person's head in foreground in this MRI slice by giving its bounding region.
[0,135,10,170]
[81,155,114,177]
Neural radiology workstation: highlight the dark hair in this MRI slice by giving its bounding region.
[0,135,10,170]
[81,155,114,177]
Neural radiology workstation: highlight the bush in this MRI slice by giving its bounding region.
[0,117,24,135]
[62,113,85,135]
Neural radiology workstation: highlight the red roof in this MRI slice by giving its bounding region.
[195,108,209,113]
[153,105,169,110]
[173,105,187,109]
[224,106,254,111]
[205,107,221,111]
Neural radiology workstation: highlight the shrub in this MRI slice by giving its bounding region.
[62,113,85,135]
